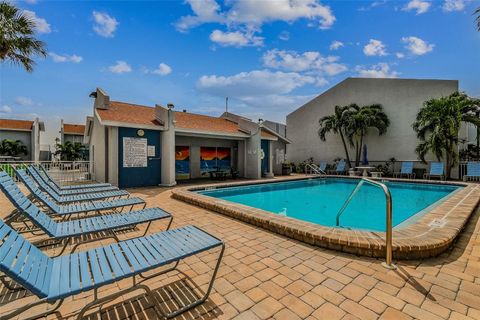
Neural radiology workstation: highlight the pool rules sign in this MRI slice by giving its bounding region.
[123,137,148,168]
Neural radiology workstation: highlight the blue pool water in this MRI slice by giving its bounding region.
[199,179,460,231]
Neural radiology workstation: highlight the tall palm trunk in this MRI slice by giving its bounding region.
[339,131,352,169]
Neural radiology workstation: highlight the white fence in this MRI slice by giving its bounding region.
[0,161,92,185]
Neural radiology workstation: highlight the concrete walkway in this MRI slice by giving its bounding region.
[1,178,479,319]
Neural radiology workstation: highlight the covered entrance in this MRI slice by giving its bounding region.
[118,127,161,188]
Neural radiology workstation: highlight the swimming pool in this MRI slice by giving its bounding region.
[199,178,460,232]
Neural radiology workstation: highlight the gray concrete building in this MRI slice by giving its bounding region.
[86,88,289,188]
[286,77,460,167]
[0,118,45,161]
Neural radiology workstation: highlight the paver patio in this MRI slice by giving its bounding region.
[1,176,479,319]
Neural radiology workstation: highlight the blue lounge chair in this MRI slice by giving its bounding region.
[424,162,445,180]
[0,221,224,319]
[14,169,145,215]
[31,166,118,194]
[328,159,346,175]
[0,172,172,256]
[394,161,415,179]
[26,167,129,204]
[463,162,480,181]
[38,164,113,190]
[319,161,327,172]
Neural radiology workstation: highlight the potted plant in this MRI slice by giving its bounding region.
[282,161,292,175]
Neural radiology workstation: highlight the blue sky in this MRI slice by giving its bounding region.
[1,0,479,144]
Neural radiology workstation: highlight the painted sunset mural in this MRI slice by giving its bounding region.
[200,147,231,175]
[175,146,190,179]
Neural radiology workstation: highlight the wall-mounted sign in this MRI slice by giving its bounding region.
[137,129,145,137]
[147,145,155,157]
[123,137,147,167]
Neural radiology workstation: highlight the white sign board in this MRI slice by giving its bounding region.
[147,145,156,157]
[123,137,148,168]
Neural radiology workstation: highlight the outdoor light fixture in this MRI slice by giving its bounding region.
[167,103,175,109]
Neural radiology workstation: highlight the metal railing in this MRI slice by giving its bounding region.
[305,163,325,175]
[335,177,395,269]
[0,161,92,185]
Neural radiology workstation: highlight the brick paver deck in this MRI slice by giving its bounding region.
[1,177,479,319]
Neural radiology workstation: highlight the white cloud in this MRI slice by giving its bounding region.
[149,63,172,76]
[315,77,329,87]
[396,52,405,59]
[262,49,347,76]
[197,69,315,97]
[442,0,468,12]
[278,31,290,41]
[175,0,224,31]
[14,96,33,106]
[402,0,431,14]
[329,40,344,50]
[176,0,336,46]
[23,10,51,34]
[225,0,336,30]
[355,63,399,78]
[108,60,131,74]
[0,105,13,114]
[402,36,434,55]
[209,29,263,47]
[49,52,83,63]
[92,11,118,38]
[363,39,387,56]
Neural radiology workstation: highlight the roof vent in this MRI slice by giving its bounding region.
[183,109,187,113]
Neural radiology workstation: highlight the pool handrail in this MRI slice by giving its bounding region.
[335,177,395,269]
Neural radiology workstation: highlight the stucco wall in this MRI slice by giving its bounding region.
[286,78,459,165]
[0,130,32,160]
[64,134,84,144]
[271,140,287,175]
[89,114,106,182]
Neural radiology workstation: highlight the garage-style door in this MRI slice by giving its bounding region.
[118,127,161,188]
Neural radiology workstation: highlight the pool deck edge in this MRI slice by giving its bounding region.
[171,175,480,259]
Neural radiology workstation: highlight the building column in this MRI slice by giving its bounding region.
[265,141,274,178]
[160,109,176,186]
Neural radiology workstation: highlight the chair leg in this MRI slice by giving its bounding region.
[162,243,225,319]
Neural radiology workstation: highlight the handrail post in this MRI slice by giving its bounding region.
[361,178,396,270]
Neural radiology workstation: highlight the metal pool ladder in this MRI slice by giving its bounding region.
[305,163,325,175]
[335,178,396,270]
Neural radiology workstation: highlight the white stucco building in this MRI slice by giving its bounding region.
[85,88,289,188]
[0,118,45,161]
[287,77,461,170]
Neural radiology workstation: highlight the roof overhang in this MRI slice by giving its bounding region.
[261,125,291,144]
[0,128,32,132]
[175,128,250,140]
[95,109,166,131]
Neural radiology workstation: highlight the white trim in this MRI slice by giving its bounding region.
[175,128,250,139]
[0,128,32,132]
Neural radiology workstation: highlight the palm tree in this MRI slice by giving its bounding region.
[318,105,354,168]
[413,92,480,179]
[346,104,390,167]
[55,141,85,161]
[0,139,28,157]
[0,2,47,72]
[475,7,480,31]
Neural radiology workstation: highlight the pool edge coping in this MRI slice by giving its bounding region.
[171,175,480,259]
